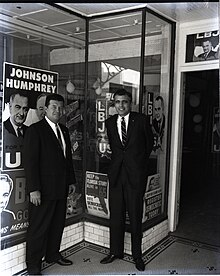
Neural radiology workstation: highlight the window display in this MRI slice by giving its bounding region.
[0,4,174,247]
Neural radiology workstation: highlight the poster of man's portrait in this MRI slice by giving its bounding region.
[186,30,219,63]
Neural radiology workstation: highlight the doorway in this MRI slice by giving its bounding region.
[173,69,220,246]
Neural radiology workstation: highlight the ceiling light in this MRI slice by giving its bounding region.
[66,77,75,94]
[133,19,139,25]
[75,27,80,33]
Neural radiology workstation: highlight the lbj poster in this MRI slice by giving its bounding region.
[96,99,111,159]
[186,30,219,62]
[1,62,58,246]
[85,171,110,219]
[142,173,162,223]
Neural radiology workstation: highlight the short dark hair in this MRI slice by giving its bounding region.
[155,95,164,109]
[202,39,212,45]
[113,88,132,102]
[45,93,64,107]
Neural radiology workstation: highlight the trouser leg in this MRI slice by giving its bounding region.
[125,186,144,259]
[26,201,55,273]
[45,199,67,262]
[109,175,126,256]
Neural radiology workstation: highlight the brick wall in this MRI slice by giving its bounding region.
[1,220,168,275]
[1,222,83,276]
[84,220,169,255]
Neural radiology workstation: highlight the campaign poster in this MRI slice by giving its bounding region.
[85,171,110,219]
[186,30,219,62]
[212,107,220,152]
[1,171,28,244]
[96,99,111,159]
[2,62,58,171]
[151,94,166,153]
[142,174,162,222]
[1,63,58,247]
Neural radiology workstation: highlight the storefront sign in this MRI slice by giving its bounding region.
[85,171,110,219]
[186,30,219,62]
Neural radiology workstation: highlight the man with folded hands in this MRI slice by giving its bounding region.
[100,89,153,271]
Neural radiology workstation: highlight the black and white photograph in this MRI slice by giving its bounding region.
[0,2,219,276]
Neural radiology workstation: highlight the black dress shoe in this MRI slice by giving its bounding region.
[135,258,145,271]
[100,254,123,264]
[55,257,73,266]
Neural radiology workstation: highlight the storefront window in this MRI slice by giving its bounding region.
[0,3,86,247]
[142,12,172,225]
[86,12,142,220]
[85,10,173,228]
[0,4,174,248]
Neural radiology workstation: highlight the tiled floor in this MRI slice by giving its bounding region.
[18,236,220,275]
[17,178,220,275]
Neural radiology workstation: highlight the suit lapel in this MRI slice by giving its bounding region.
[5,119,17,136]
[43,119,65,157]
[126,112,135,145]
[111,115,122,147]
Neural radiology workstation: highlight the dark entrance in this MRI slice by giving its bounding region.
[173,69,220,246]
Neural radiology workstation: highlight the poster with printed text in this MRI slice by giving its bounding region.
[1,62,58,247]
[85,171,110,219]
[142,173,162,223]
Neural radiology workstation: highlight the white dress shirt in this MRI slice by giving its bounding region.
[45,116,66,157]
[10,117,23,137]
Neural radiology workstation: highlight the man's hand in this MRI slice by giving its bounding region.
[30,191,41,206]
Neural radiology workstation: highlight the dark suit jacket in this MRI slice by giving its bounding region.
[198,50,217,60]
[4,118,28,137]
[152,114,165,137]
[106,112,153,193]
[24,118,76,200]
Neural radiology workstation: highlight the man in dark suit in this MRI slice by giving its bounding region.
[100,89,153,271]
[4,91,29,137]
[24,93,76,275]
[197,39,217,61]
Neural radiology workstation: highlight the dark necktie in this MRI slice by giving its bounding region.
[56,124,64,152]
[121,117,127,146]
[17,126,23,137]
